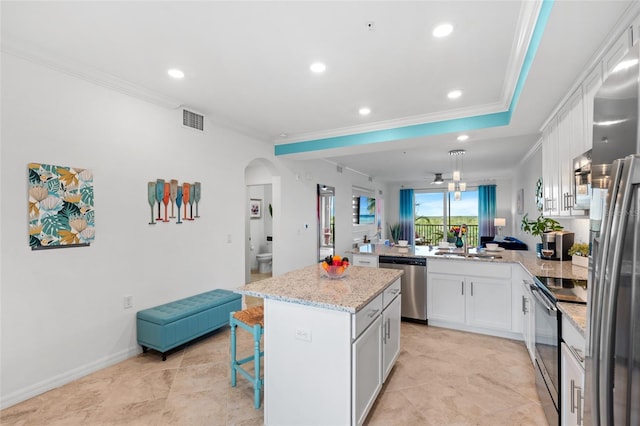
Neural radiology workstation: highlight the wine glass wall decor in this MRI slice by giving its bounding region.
[146,179,201,225]
[28,162,95,249]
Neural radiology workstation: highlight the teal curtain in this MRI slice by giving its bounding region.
[399,189,414,244]
[478,185,496,237]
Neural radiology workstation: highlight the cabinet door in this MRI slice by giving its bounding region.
[353,254,378,268]
[561,342,585,426]
[427,273,465,324]
[382,295,401,382]
[542,120,560,216]
[557,104,572,217]
[583,64,602,152]
[466,276,512,331]
[353,315,382,426]
[602,29,631,79]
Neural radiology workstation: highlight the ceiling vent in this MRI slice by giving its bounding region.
[183,109,204,131]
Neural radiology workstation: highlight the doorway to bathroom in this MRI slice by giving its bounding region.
[248,184,273,283]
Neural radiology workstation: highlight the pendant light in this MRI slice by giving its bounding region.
[448,149,466,199]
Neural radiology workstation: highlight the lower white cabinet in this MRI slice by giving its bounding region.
[382,294,401,381]
[427,261,512,334]
[353,315,382,426]
[427,272,466,324]
[561,342,585,426]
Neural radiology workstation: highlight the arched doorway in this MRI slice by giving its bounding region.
[244,159,279,293]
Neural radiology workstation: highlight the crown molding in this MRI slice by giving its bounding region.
[2,39,183,110]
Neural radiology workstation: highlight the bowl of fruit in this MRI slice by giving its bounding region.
[321,255,350,279]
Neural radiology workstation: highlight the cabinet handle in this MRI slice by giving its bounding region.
[368,309,380,318]
[570,379,576,413]
[576,385,583,425]
[390,288,400,295]
[471,281,474,296]
[568,344,585,363]
[387,317,391,339]
[461,281,464,295]
[522,295,526,314]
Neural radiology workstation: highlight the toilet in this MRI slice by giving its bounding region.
[256,253,272,274]
[256,238,272,274]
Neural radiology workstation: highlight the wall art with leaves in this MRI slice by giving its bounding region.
[28,162,95,249]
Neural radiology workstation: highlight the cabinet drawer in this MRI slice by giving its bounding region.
[352,293,383,339]
[353,254,378,268]
[562,315,585,366]
[382,279,401,309]
[428,259,511,278]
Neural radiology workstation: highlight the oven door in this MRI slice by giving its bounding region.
[531,286,559,423]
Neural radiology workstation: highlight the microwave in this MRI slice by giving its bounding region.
[573,150,592,211]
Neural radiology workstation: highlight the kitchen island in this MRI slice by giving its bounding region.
[235,264,403,426]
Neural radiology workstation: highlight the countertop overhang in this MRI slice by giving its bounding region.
[235,264,403,313]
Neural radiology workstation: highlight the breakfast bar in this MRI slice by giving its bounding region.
[235,264,403,426]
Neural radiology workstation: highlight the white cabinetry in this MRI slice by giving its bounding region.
[353,254,378,268]
[542,119,560,216]
[382,289,401,381]
[353,315,382,426]
[583,64,602,152]
[427,260,514,337]
[561,315,586,426]
[513,265,535,362]
[561,342,585,426]
[602,29,631,78]
[264,278,401,426]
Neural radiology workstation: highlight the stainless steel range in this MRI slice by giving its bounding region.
[530,275,587,426]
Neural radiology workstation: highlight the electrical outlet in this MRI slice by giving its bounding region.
[295,328,312,342]
[124,295,133,309]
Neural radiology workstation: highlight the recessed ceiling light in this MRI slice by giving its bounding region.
[310,62,327,73]
[433,23,453,38]
[447,90,462,99]
[457,134,469,141]
[359,107,371,116]
[167,69,184,79]
[279,133,288,138]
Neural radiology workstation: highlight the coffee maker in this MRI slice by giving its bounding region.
[541,231,575,260]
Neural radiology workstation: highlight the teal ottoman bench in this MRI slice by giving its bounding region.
[136,289,242,361]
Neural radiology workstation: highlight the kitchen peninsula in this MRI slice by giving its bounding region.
[235,264,403,426]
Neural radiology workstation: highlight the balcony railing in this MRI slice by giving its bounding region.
[414,224,479,248]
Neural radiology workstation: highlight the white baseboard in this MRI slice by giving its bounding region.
[0,346,141,410]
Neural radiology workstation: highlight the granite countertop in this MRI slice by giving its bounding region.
[351,243,588,281]
[558,302,587,337]
[352,243,589,333]
[235,264,403,313]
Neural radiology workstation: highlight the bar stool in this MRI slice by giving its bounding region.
[229,306,264,409]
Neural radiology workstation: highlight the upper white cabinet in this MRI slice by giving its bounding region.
[542,119,560,216]
[541,17,637,218]
[633,14,640,46]
[583,64,603,152]
[602,29,631,79]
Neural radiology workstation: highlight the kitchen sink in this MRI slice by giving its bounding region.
[433,251,501,259]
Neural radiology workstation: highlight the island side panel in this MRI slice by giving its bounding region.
[264,298,352,426]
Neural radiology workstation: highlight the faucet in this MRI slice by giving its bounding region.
[460,224,469,255]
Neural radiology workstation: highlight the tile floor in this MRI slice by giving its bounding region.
[0,317,547,426]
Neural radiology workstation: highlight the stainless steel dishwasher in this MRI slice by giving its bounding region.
[378,256,427,323]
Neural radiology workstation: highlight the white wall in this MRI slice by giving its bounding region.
[0,53,378,408]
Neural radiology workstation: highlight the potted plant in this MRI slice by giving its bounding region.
[568,242,589,268]
[520,213,564,256]
[388,223,401,244]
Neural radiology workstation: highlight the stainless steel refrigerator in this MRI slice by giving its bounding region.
[585,42,640,425]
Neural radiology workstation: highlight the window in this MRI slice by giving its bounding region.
[414,190,479,246]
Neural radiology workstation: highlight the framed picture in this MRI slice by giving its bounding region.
[517,188,525,214]
[250,199,262,218]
